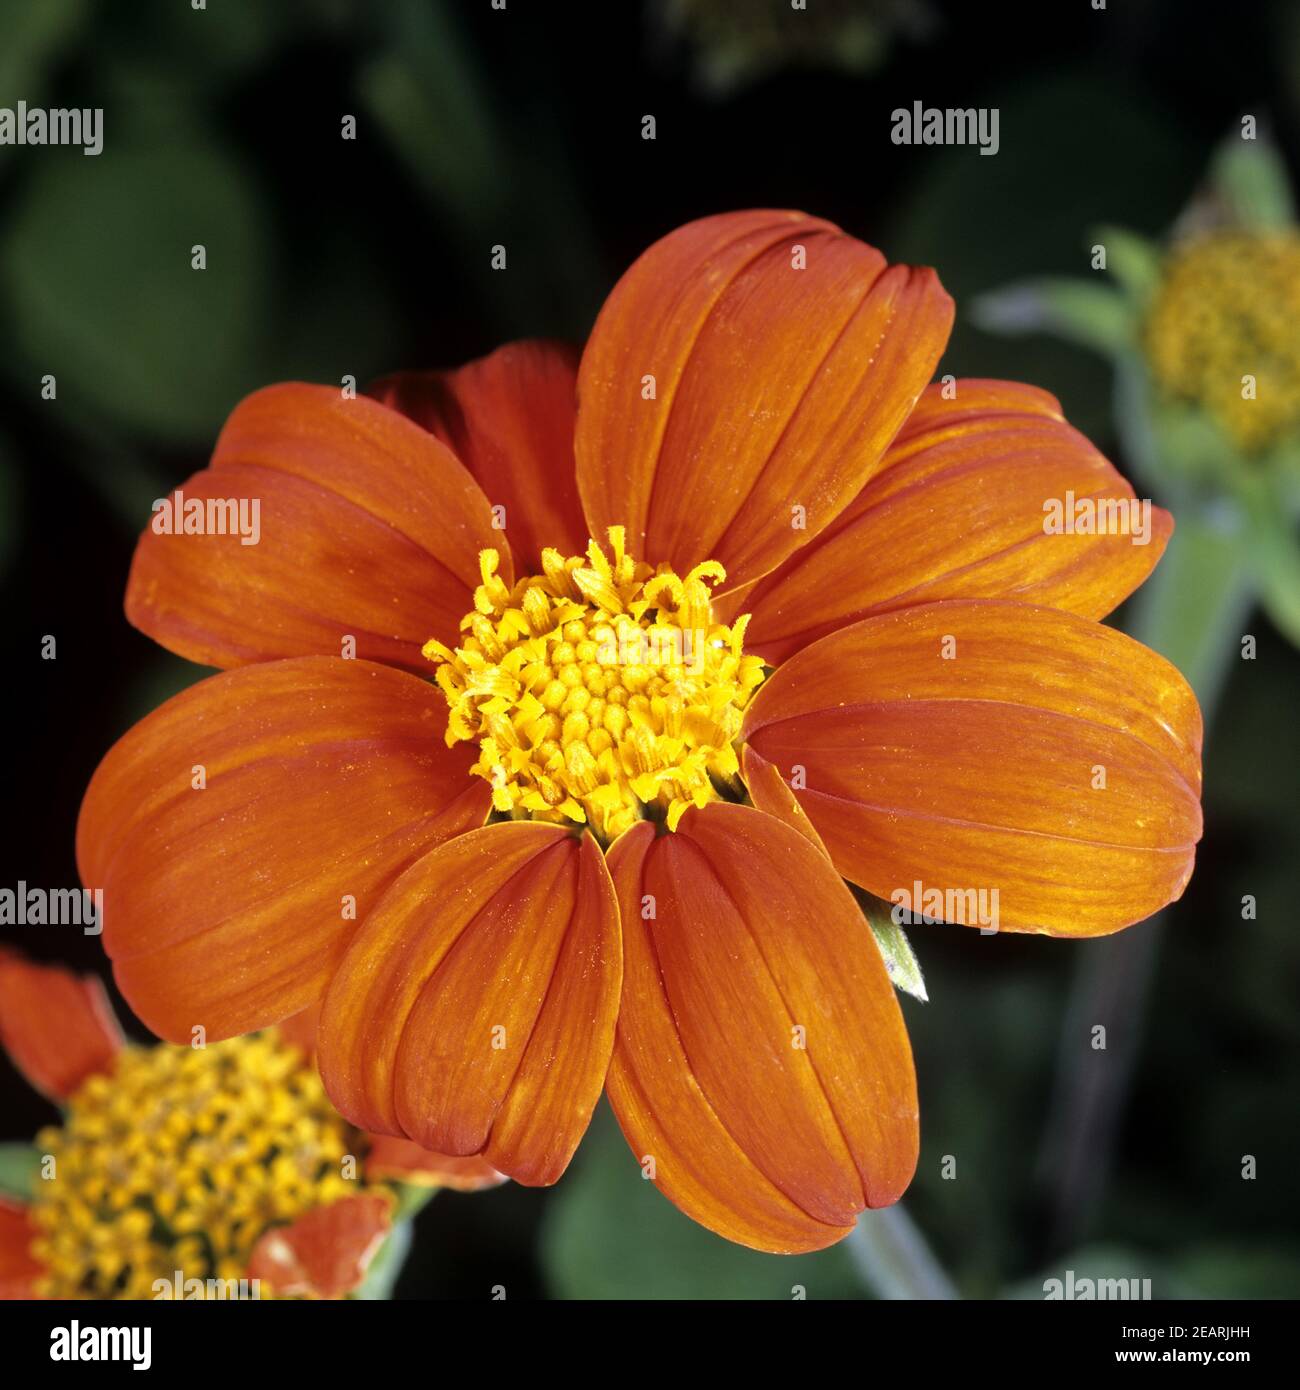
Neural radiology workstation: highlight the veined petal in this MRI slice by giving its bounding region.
[576,210,952,592]
[76,657,489,1043]
[0,953,123,1102]
[742,600,1203,936]
[370,340,586,571]
[0,1198,42,1300]
[363,1136,507,1192]
[318,823,621,1187]
[275,1013,506,1190]
[125,384,506,674]
[247,1194,391,1299]
[604,804,917,1254]
[739,745,830,854]
[733,380,1172,663]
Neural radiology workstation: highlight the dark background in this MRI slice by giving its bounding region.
[2,0,1298,1298]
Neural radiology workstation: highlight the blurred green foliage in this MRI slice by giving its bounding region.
[2,133,272,438]
[543,1104,864,1300]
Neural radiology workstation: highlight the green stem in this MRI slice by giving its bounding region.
[1037,509,1252,1250]
[847,1203,958,1300]
[355,1219,414,1301]
[354,1185,438,1300]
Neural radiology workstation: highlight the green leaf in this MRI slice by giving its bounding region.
[1093,224,1163,306]
[0,1144,41,1201]
[1211,133,1296,232]
[971,278,1135,358]
[1233,472,1300,650]
[0,0,89,106]
[1268,436,1300,521]
[541,1105,864,1299]
[0,131,271,442]
[358,1,504,221]
[854,888,928,1002]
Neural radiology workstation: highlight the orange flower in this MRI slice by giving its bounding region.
[0,954,501,1299]
[77,210,1202,1254]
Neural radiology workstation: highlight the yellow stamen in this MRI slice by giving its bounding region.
[425,528,767,840]
[28,1032,383,1300]
[1145,230,1300,452]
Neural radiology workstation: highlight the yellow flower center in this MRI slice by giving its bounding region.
[30,1032,371,1299]
[425,527,767,840]
[1145,231,1300,452]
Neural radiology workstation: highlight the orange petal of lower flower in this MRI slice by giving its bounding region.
[125,384,506,673]
[576,209,952,592]
[76,657,489,1043]
[0,1199,42,1299]
[0,953,122,1102]
[370,340,586,572]
[604,806,917,1254]
[742,600,1203,936]
[247,1194,391,1299]
[318,823,620,1187]
[363,1136,507,1192]
[734,379,1172,663]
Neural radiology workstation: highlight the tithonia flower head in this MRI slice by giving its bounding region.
[1145,230,1300,452]
[0,954,501,1299]
[78,210,1203,1254]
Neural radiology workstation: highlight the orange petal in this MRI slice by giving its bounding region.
[125,384,507,674]
[604,805,917,1254]
[0,953,122,1102]
[318,823,620,1187]
[742,600,1203,936]
[363,1136,507,1192]
[275,1002,322,1063]
[370,340,586,571]
[576,209,953,591]
[247,1194,391,1299]
[0,1198,42,1300]
[739,745,829,855]
[76,657,489,1043]
[732,379,1172,664]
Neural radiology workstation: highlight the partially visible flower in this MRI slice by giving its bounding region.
[0,954,501,1300]
[976,130,1300,651]
[1145,231,1300,454]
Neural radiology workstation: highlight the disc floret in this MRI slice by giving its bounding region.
[425,527,766,840]
[30,1033,364,1299]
